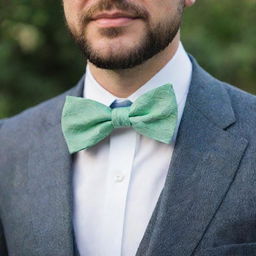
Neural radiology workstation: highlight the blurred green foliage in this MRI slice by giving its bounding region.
[0,0,256,118]
[183,0,256,95]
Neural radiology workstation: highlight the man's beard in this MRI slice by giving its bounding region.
[67,0,184,70]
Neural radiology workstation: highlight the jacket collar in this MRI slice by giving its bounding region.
[187,56,235,129]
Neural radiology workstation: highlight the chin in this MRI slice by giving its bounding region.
[89,42,138,58]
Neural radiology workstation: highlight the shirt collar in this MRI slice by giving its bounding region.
[84,42,192,109]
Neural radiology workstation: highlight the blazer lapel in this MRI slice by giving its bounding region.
[26,78,84,256]
[137,58,248,256]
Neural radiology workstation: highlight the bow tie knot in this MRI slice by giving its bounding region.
[111,107,131,128]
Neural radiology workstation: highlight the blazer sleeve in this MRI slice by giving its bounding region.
[0,219,8,255]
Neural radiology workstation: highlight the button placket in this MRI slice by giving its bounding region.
[101,128,137,256]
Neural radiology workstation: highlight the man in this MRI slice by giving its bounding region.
[1,0,256,255]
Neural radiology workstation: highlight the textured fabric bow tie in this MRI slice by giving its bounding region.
[61,84,177,154]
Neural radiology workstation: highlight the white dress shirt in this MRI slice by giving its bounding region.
[73,43,192,256]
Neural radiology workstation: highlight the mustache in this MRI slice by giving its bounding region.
[81,0,149,24]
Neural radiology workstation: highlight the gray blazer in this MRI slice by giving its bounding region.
[1,57,256,256]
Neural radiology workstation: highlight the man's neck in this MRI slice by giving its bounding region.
[88,35,180,98]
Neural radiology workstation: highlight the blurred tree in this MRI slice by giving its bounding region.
[0,0,84,118]
[182,0,256,94]
[0,0,255,118]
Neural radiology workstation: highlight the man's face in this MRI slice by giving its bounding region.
[63,0,185,69]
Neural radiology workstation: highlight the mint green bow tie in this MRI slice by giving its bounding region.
[61,84,177,154]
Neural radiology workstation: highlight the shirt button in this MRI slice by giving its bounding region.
[115,174,125,183]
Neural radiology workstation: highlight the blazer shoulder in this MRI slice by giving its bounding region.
[0,76,84,154]
[0,76,84,137]
[1,92,64,136]
[0,96,62,161]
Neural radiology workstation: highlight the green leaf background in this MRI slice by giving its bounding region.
[0,0,256,118]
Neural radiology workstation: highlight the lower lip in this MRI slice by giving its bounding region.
[93,17,138,27]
